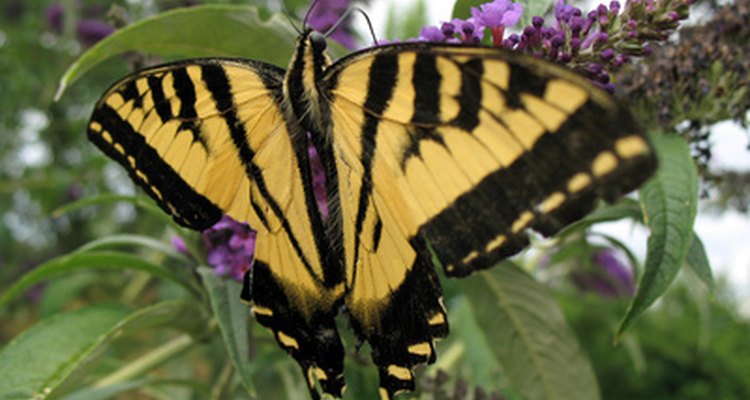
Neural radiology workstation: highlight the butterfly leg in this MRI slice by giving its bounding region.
[242,261,345,399]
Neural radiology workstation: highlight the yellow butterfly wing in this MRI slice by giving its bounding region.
[87,59,347,395]
[323,43,656,398]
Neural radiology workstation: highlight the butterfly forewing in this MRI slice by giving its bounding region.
[325,43,656,277]
[88,58,348,397]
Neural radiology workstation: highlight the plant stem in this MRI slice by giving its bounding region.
[93,334,196,387]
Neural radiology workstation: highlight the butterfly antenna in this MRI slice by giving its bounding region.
[324,7,379,46]
[303,0,322,28]
[282,1,302,34]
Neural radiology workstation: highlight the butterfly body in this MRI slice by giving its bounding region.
[88,27,655,400]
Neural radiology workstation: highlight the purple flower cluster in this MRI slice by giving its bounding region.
[46,2,115,47]
[506,0,691,92]
[418,0,522,44]
[416,0,691,93]
[571,249,636,298]
[200,216,257,281]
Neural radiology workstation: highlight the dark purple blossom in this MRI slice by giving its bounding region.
[46,3,64,33]
[202,216,256,281]
[76,19,114,46]
[571,249,635,298]
[498,0,692,90]
[306,0,356,49]
[308,139,329,219]
[555,0,578,23]
[453,18,485,44]
[45,2,114,46]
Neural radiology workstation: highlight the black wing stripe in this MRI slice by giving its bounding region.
[452,57,483,132]
[199,64,321,281]
[89,104,222,229]
[147,74,172,123]
[350,53,399,284]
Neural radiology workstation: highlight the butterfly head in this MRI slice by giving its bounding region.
[294,29,332,71]
[284,28,332,133]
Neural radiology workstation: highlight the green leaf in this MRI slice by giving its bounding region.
[0,251,199,309]
[685,232,714,290]
[0,301,192,400]
[198,267,255,396]
[449,299,505,389]
[57,5,297,99]
[60,379,157,400]
[452,0,486,19]
[76,234,190,262]
[617,134,698,335]
[558,198,643,237]
[384,0,428,40]
[60,378,210,400]
[461,262,600,400]
[518,0,553,27]
[0,305,130,400]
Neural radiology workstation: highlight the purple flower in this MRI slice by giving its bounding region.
[453,18,485,44]
[171,236,189,255]
[419,25,446,42]
[306,0,356,49]
[76,19,114,46]
[46,2,114,46]
[471,0,523,45]
[202,216,256,281]
[471,0,523,28]
[571,249,635,297]
[46,4,64,33]
[308,141,329,219]
[555,0,579,23]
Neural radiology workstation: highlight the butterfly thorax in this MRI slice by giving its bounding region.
[284,29,332,135]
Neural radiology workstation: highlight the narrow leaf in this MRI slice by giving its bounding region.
[618,134,698,335]
[518,0,553,27]
[0,251,198,309]
[198,267,255,396]
[0,301,191,399]
[559,198,643,236]
[462,262,600,400]
[57,5,296,98]
[0,305,130,400]
[685,232,714,290]
[76,234,190,262]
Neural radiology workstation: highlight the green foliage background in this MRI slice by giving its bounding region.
[1,0,749,399]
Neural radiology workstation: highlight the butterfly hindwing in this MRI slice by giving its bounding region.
[88,58,346,398]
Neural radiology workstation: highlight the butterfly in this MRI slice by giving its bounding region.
[87,16,656,400]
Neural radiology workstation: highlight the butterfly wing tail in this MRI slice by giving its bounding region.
[347,250,448,399]
[244,260,346,398]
